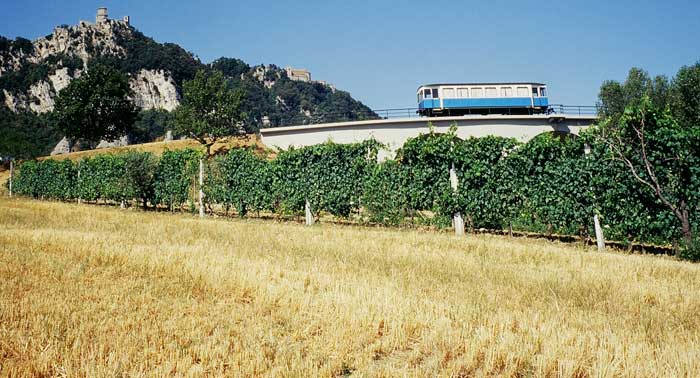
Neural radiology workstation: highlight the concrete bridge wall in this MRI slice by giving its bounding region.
[260,115,598,158]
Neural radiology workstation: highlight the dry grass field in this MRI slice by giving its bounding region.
[1,195,699,377]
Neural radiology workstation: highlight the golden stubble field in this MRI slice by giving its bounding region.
[1,195,699,377]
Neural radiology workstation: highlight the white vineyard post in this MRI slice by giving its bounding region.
[8,159,13,197]
[450,162,465,236]
[593,214,605,252]
[305,199,314,226]
[77,161,82,204]
[585,143,605,251]
[198,158,205,218]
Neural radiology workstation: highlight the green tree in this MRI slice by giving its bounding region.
[130,109,176,144]
[595,97,699,247]
[174,70,246,156]
[210,57,250,78]
[52,64,137,150]
[597,80,625,118]
[0,106,60,159]
[670,61,700,128]
[597,67,670,120]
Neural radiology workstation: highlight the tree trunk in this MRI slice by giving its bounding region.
[680,206,692,244]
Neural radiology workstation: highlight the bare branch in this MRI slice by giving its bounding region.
[603,109,683,221]
[636,109,681,217]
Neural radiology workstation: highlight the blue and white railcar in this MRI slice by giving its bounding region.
[417,82,549,116]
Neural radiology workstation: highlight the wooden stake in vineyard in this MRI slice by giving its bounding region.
[8,158,14,197]
[199,158,205,218]
[450,162,465,236]
[77,161,82,204]
[447,131,465,236]
[305,199,314,226]
[585,143,605,251]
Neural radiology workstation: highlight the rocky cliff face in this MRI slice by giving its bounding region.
[0,20,181,114]
[3,80,57,113]
[129,69,180,111]
[25,21,127,68]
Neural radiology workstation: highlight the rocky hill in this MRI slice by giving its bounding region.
[0,17,183,113]
[0,9,376,158]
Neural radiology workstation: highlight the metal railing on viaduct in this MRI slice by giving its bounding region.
[264,105,599,128]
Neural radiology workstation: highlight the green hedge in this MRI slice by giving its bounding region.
[153,149,200,211]
[12,159,76,200]
[74,152,156,206]
[362,160,409,225]
[206,148,272,216]
[271,141,379,218]
[8,134,698,253]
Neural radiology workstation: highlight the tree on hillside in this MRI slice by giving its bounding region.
[0,106,60,159]
[670,62,700,127]
[129,109,177,144]
[174,69,246,156]
[595,97,699,251]
[598,67,670,120]
[52,64,137,150]
[210,57,251,78]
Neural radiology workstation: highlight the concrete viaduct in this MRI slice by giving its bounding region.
[259,114,599,158]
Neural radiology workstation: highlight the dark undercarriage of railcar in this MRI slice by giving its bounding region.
[419,107,551,117]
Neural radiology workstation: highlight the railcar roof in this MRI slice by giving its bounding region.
[418,82,546,90]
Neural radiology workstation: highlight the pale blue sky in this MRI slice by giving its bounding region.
[2,0,698,109]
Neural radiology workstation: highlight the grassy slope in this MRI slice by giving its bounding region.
[40,133,272,161]
[0,196,699,377]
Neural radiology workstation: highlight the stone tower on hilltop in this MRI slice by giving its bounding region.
[95,7,130,25]
[96,7,108,23]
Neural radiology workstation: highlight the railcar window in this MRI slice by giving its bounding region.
[424,89,431,99]
[457,88,469,98]
[485,87,497,97]
[444,88,455,98]
[471,88,483,98]
[432,88,439,98]
[532,88,539,97]
[517,87,529,97]
[540,87,547,96]
[501,87,513,97]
